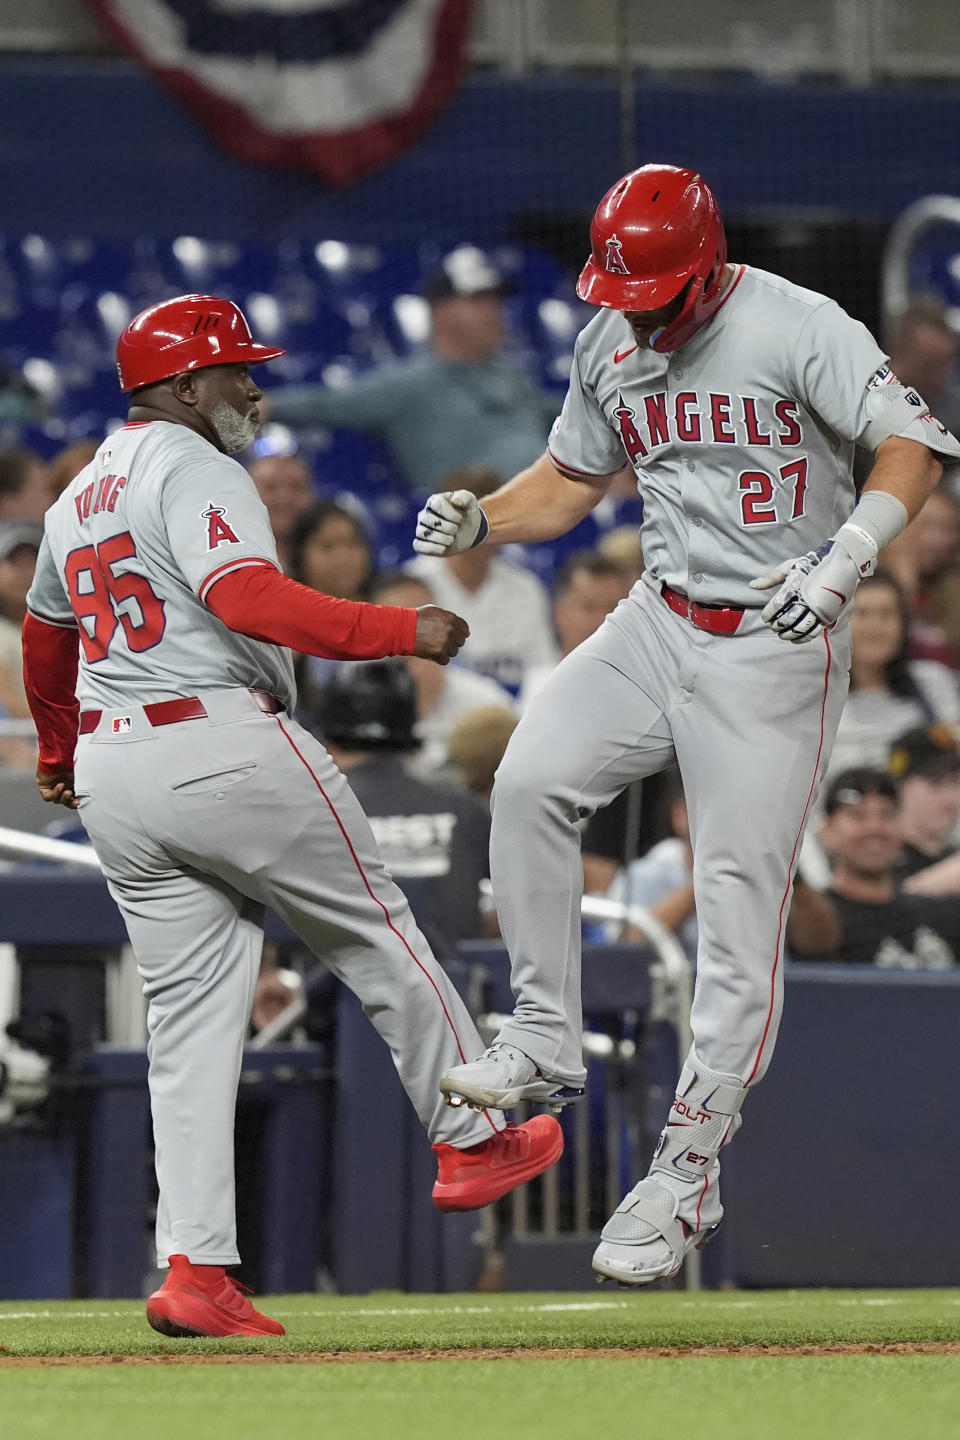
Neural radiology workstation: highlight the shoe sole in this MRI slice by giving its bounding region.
[592,1222,722,1288]
[440,1076,585,1112]
[146,1298,284,1339]
[432,1127,565,1212]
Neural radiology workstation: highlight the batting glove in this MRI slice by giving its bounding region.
[750,535,875,644]
[413,490,489,556]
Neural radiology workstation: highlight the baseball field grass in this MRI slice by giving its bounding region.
[1,1289,958,1440]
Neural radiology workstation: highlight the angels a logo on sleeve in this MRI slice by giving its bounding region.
[202,502,241,550]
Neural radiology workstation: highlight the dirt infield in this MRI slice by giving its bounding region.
[4,1342,960,1367]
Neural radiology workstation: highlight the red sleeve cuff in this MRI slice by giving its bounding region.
[22,612,79,774]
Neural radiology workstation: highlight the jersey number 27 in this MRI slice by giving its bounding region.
[739,458,808,526]
[65,533,166,662]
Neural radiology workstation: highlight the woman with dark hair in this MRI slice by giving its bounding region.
[287,498,375,598]
[287,499,377,697]
[827,568,960,778]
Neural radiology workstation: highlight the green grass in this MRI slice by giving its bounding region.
[1,1292,958,1440]
[3,1356,959,1440]
[1,1288,958,1356]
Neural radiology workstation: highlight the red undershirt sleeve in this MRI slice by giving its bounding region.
[204,565,419,660]
[21,611,80,775]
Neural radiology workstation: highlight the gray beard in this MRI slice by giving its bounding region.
[210,401,258,454]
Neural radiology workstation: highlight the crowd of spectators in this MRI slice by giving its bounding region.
[5,286,960,979]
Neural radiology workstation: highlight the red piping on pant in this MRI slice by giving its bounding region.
[275,717,498,1133]
[745,630,833,1086]
[695,1173,708,1234]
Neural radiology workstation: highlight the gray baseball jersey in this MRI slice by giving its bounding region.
[26,417,503,1269]
[548,265,959,605]
[485,264,959,1247]
[28,420,296,710]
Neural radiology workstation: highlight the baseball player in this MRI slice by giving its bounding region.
[413,165,960,1287]
[21,294,562,1338]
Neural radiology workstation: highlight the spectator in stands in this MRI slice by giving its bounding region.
[288,497,374,600]
[827,569,960,779]
[606,768,840,958]
[0,359,44,425]
[0,447,53,524]
[886,724,960,893]
[607,768,697,954]
[289,498,377,696]
[247,452,316,572]
[0,520,42,769]
[314,659,493,959]
[597,525,645,589]
[792,767,960,968]
[518,550,629,709]
[886,300,960,441]
[265,246,557,493]
[406,465,558,695]
[368,570,515,780]
[48,441,99,498]
[445,704,519,806]
[882,484,960,668]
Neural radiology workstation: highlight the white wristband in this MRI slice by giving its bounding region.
[835,490,908,571]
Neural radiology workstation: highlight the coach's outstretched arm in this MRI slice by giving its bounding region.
[413,451,621,555]
[204,566,468,666]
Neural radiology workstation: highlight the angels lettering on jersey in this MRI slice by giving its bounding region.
[611,388,804,465]
[202,502,241,551]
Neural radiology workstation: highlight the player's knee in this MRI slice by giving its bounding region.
[491,758,550,819]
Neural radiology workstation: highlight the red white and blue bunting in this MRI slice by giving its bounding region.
[86,0,474,186]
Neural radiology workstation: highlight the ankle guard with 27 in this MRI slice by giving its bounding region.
[651,1052,748,1184]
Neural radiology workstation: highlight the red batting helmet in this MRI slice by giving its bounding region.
[576,164,728,353]
[116,294,286,392]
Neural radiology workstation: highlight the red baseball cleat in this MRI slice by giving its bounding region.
[146,1254,285,1338]
[432,1114,564,1212]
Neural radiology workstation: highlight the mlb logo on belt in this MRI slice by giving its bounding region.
[112,716,132,733]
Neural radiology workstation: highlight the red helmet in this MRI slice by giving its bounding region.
[116,294,286,392]
[577,165,728,353]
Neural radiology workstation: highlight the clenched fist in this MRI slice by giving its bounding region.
[413,490,489,556]
[413,604,470,665]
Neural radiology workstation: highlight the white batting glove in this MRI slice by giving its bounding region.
[749,539,870,644]
[413,490,489,556]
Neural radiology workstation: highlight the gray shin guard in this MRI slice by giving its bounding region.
[593,1054,750,1284]
[650,1051,749,1197]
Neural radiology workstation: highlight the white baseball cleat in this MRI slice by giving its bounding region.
[591,1178,721,1287]
[440,1043,584,1112]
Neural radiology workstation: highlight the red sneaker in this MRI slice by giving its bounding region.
[146,1254,285,1338]
[432,1114,564,1212]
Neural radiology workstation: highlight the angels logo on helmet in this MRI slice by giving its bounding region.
[604,236,631,276]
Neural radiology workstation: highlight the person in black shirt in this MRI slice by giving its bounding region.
[793,767,960,968]
[311,658,492,961]
[886,723,960,881]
